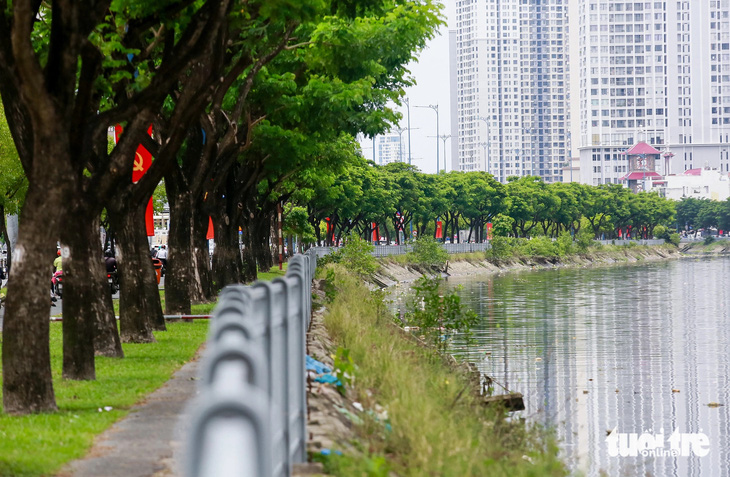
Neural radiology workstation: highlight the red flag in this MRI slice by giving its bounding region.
[435,221,443,239]
[206,217,215,240]
[372,223,379,242]
[486,222,493,240]
[115,124,155,236]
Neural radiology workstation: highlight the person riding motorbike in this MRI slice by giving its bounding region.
[51,249,63,303]
[104,250,117,273]
[105,250,120,295]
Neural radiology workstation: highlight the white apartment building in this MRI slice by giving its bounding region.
[578,0,730,185]
[375,134,403,166]
[450,0,570,183]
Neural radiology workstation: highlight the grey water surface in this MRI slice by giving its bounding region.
[418,257,730,477]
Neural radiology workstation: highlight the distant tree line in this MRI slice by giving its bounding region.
[296,160,677,245]
[675,197,730,232]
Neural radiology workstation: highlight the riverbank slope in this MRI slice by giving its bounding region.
[374,243,683,285]
[307,267,566,476]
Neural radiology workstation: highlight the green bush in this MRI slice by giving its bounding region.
[652,225,669,240]
[704,235,716,245]
[555,231,575,256]
[340,234,378,277]
[406,236,448,269]
[485,236,515,259]
[668,232,681,246]
[575,227,595,252]
[403,276,478,351]
[317,248,342,268]
[519,236,559,258]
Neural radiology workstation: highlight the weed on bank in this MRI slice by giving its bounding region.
[317,265,566,476]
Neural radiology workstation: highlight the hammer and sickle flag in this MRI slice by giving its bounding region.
[114,124,155,236]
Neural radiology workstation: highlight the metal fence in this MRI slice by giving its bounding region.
[597,239,666,246]
[311,239,673,259]
[184,249,317,477]
[310,242,492,258]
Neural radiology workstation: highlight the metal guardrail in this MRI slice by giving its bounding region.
[184,249,317,477]
[597,239,666,246]
[310,242,492,258]
[311,238,674,258]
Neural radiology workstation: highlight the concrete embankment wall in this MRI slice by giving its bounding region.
[372,245,683,286]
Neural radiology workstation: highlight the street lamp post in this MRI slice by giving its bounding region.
[404,97,412,165]
[476,116,491,174]
[428,134,451,172]
[479,142,489,173]
[440,134,450,172]
[395,127,407,163]
[416,104,439,173]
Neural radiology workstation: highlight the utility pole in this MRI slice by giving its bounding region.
[477,116,491,174]
[416,104,439,173]
[404,97,412,165]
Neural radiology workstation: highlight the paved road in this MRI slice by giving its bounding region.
[0,276,133,331]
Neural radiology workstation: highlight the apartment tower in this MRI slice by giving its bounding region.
[578,0,730,185]
[450,0,570,183]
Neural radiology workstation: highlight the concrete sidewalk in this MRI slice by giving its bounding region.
[57,353,202,477]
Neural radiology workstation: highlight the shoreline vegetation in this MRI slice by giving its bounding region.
[309,239,727,475]
[312,266,567,476]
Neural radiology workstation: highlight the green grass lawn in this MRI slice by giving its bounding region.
[256,263,287,282]
[0,320,209,477]
[1,265,289,475]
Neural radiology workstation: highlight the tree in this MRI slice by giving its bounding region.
[461,172,505,242]
[0,0,235,414]
[504,176,555,238]
[676,197,708,231]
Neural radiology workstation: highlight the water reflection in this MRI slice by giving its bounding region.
[400,258,730,476]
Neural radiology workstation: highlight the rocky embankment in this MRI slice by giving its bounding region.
[372,245,683,286]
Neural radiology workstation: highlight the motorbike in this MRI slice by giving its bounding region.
[52,270,64,299]
[107,269,119,295]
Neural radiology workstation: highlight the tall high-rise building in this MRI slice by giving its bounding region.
[450,0,570,183]
[375,134,404,166]
[577,0,730,185]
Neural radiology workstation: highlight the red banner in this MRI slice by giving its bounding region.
[206,217,215,240]
[115,124,155,236]
[372,223,379,242]
[435,221,443,239]
[486,222,493,240]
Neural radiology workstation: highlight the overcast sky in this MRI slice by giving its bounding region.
[360,1,453,174]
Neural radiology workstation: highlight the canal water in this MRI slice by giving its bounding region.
[397,257,730,476]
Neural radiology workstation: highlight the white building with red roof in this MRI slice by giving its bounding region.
[648,168,730,201]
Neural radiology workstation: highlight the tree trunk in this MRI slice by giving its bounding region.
[60,210,120,379]
[165,187,193,315]
[2,182,59,414]
[254,212,273,273]
[192,208,214,302]
[241,245,257,283]
[112,206,159,343]
[211,214,243,289]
